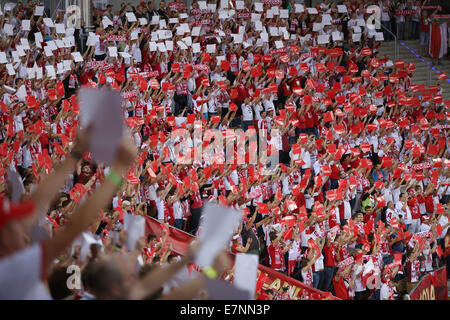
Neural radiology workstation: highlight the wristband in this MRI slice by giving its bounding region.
[70,150,83,161]
[107,170,123,189]
[203,266,218,279]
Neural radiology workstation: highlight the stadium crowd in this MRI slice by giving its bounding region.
[0,0,449,300]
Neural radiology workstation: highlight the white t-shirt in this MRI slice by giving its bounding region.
[0,244,52,299]
[241,103,253,121]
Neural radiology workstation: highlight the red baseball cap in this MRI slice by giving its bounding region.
[0,197,35,230]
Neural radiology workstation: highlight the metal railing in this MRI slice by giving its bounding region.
[379,23,398,60]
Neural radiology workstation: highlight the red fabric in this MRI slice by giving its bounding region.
[430,23,441,59]
[333,276,350,300]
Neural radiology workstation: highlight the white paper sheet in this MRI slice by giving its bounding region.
[22,20,31,31]
[234,253,258,300]
[34,6,45,16]
[194,203,243,268]
[126,12,137,22]
[123,213,145,251]
[78,88,124,164]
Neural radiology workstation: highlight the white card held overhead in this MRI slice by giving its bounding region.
[63,60,72,72]
[260,32,269,42]
[272,6,279,15]
[322,14,332,25]
[5,169,25,203]
[159,20,167,29]
[3,24,13,36]
[16,46,25,57]
[55,23,65,34]
[27,67,35,79]
[71,52,83,62]
[219,10,228,19]
[337,5,348,13]
[251,13,261,22]
[0,52,7,63]
[108,47,117,57]
[317,34,330,44]
[182,36,192,46]
[254,2,263,12]
[149,41,157,51]
[255,21,263,31]
[22,20,31,31]
[208,4,216,11]
[280,9,289,19]
[4,3,16,11]
[87,33,98,46]
[191,26,201,37]
[206,44,216,53]
[6,64,15,76]
[307,8,318,14]
[313,23,322,32]
[266,9,273,19]
[79,88,124,164]
[234,253,258,300]
[192,42,201,53]
[269,26,279,36]
[45,65,56,78]
[169,18,178,24]
[139,17,148,25]
[119,52,131,58]
[43,18,55,28]
[194,203,243,268]
[165,40,174,51]
[34,6,45,16]
[44,45,54,57]
[35,32,43,46]
[20,38,30,50]
[123,213,145,251]
[236,1,244,10]
[57,62,65,74]
[177,40,188,50]
[126,12,137,22]
[36,67,42,79]
[275,40,284,49]
[102,16,113,28]
[356,19,365,27]
[198,1,207,9]
[220,0,229,9]
[295,4,305,13]
[157,42,167,52]
[233,34,243,44]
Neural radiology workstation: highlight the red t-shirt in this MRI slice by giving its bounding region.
[408,197,421,220]
[333,276,350,300]
[323,244,336,267]
[268,243,284,270]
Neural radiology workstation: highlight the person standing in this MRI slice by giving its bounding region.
[429,17,448,65]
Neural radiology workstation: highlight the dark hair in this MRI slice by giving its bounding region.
[81,262,96,292]
[48,267,72,300]
[89,259,125,299]
[147,234,156,242]
[167,254,178,263]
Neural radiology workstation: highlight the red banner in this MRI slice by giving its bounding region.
[144,216,339,300]
[409,267,448,300]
